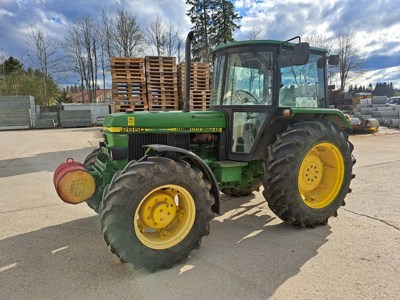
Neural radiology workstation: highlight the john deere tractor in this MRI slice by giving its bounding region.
[54,32,355,271]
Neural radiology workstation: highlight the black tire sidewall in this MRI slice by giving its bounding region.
[290,126,353,219]
[263,119,354,225]
[100,158,213,269]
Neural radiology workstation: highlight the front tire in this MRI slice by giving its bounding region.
[262,119,355,227]
[99,157,214,271]
[84,148,102,213]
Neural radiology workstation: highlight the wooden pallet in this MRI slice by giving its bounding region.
[177,62,210,103]
[189,90,212,111]
[111,57,148,112]
[111,57,145,79]
[145,56,179,111]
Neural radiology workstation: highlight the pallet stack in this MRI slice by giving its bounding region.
[145,56,179,111]
[353,96,400,128]
[111,57,147,112]
[178,62,211,110]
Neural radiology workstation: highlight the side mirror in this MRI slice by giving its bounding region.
[293,42,309,65]
[328,55,339,65]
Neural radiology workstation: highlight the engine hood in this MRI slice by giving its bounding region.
[103,110,226,133]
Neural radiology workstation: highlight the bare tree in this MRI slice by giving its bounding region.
[98,9,114,95]
[304,35,333,50]
[62,17,99,103]
[101,9,114,60]
[334,29,364,92]
[113,8,146,57]
[145,16,182,57]
[146,15,166,56]
[26,29,58,106]
[164,24,182,57]
[0,52,5,89]
[247,26,262,40]
[176,35,184,63]
[304,34,337,85]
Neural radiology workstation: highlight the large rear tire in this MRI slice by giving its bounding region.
[262,119,355,227]
[99,157,214,271]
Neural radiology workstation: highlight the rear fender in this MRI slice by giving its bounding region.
[283,108,352,131]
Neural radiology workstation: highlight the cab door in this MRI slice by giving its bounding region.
[216,48,276,161]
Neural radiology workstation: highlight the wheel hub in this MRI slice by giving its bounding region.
[300,153,323,193]
[134,185,196,250]
[140,192,177,229]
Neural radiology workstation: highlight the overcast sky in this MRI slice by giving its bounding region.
[0,0,399,88]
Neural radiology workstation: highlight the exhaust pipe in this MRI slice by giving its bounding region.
[183,31,194,113]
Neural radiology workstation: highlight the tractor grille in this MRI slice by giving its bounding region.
[128,133,190,161]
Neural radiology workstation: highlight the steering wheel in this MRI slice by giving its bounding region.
[235,90,260,104]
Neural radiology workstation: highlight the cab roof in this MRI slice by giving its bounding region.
[213,40,328,53]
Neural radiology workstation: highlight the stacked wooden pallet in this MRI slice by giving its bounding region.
[178,62,211,110]
[111,57,147,112]
[145,56,179,111]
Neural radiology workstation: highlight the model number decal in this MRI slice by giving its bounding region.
[111,127,223,133]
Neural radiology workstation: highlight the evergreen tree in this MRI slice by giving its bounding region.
[210,0,241,45]
[373,82,395,96]
[2,57,24,75]
[186,0,213,62]
[0,57,60,106]
[186,0,240,62]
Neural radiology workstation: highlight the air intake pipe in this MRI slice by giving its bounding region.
[183,31,194,112]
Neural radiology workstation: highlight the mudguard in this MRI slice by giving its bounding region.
[142,144,220,215]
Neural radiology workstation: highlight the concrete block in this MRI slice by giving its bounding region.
[371,104,387,108]
[60,119,92,128]
[360,114,372,120]
[356,104,371,112]
[372,96,387,104]
[360,98,372,105]
[360,108,376,115]
[35,119,55,129]
[377,106,394,111]
[372,111,382,118]
[389,119,400,128]
[380,111,399,118]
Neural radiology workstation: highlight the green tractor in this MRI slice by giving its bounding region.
[54,32,355,271]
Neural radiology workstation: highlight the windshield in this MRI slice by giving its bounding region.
[279,49,326,107]
[211,50,274,106]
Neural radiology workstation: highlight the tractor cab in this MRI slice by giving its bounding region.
[210,39,335,160]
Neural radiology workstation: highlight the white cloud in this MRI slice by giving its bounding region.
[357,66,400,89]
[1,0,399,89]
[234,0,400,89]
[0,8,13,17]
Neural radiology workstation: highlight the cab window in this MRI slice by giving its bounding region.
[223,51,273,106]
[279,49,326,107]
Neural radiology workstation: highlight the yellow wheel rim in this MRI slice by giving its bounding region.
[298,142,345,209]
[133,184,196,250]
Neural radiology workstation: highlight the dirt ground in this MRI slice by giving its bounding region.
[0,127,399,300]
